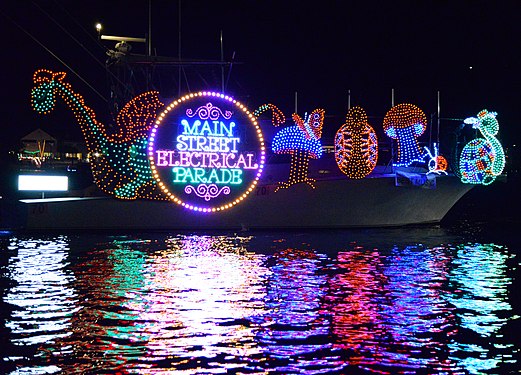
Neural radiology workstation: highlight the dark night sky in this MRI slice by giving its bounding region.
[1,0,519,152]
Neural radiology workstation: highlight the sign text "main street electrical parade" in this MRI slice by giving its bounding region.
[155,117,258,185]
[149,93,265,212]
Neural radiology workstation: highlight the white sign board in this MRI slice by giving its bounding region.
[18,175,69,191]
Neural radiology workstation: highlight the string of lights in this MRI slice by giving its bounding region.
[459,110,505,185]
[253,103,286,127]
[383,103,427,167]
[334,106,378,179]
[31,69,165,199]
[272,109,325,190]
[424,143,448,175]
[149,91,266,212]
[31,69,506,215]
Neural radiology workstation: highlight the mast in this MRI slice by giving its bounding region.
[178,0,182,96]
[220,30,224,93]
[100,0,237,109]
[391,88,395,168]
[437,90,440,146]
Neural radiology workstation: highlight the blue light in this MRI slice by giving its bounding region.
[272,126,323,158]
[392,126,425,167]
[383,104,427,168]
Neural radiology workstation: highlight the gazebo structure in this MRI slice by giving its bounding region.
[19,128,57,166]
[20,128,57,156]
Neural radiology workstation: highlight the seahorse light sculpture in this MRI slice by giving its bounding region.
[31,69,165,199]
[459,109,505,185]
[334,106,378,179]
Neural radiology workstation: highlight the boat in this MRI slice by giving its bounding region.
[5,66,505,231]
[16,165,473,231]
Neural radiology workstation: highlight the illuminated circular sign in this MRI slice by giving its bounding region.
[149,92,265,212]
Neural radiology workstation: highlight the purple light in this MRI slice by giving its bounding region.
[148,91,265,213]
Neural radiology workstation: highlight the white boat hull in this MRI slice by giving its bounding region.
[19,174,472,230]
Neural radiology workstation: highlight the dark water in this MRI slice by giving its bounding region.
[0,224,520,374]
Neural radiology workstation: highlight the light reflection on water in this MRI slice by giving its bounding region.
[0,231,519,374]
[4,237,78,346]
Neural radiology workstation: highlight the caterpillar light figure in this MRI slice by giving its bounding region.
[334,106,378,179]
[424,143,448,175]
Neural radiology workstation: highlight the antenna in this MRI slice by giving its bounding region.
[148,0,152,56]
[224,51,236,92]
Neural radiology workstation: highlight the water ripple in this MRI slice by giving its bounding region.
[1,233,519,374]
